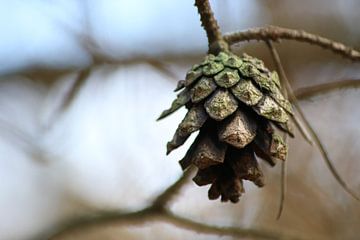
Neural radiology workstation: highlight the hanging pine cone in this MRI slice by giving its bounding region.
[158,51,294,203]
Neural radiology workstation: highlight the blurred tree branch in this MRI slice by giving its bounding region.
[224,26,360,61]
[49,170,308,240]
[152,166,196,209]
[51,24,360,127]
[266,40,360,220]
[50,209,308,240]
[267,41,360,207]
[294,79,360,99]
[266,40,313,144]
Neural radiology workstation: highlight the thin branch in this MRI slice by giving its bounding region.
[194,0,222,44]
[146,59,179,81]
[276,139,288,220]
[0,119,47,163]
[81,36,180,81]
[48,208,156,240]
[276,159,286,220]
[47,165,309,240]
[266,41,313,144]
[57,69,91,113]
[294,79,360,100]
[306,126,360,201]
[44,68,91,130]
[276,53,290,220]
[266,41,360,202]
[266,41,291,219]
[194,0,228,54]
[49,207,308,240]
[152,166,196,209]
[224,26,360,61]
[161,211,308,240]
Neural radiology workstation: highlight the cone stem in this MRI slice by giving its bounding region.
[194,0,229,54]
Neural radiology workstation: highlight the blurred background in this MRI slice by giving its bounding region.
[0,0,360,239]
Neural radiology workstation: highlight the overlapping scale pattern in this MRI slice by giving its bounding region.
[159,51,294,203]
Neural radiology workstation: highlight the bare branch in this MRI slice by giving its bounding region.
[265,41,290,219]
[307,127,360,201]
[266,41,360,202]
[266,41,313,144]
[146,59,179,81]
[49,207,309,240]
[44,68,91,130]
[276,161,287,220]
[161,211,308,240]
[57,69,91,113]
[294,79,360,100]
[152,166,196,209]
[0,119,47,163]
[48,208,155,240]
[48,164,310,240]
[194,0,228,54]
[224,26,360,61]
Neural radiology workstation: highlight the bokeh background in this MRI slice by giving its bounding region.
[0,0,360,239]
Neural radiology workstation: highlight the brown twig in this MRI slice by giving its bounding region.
[276,144,287,220]
[276,49,289,220]
[294,79,360,100]
[161,211,308,240]
[49,207,308,240]
[266,41,360,203]
[47,165,307,240]
[46,155,313,240]
[152,166,196,209]
[0,119,47,163]
[48,208,155,240]
[224,26,360,61]
[146,59,180,81]
[266,41,290,219]
[194,0,228,54]
[38,56,178,131]
[266,41,313,144]
[44,68,91,130]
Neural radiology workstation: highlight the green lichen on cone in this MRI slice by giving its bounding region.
[158,51,293,203]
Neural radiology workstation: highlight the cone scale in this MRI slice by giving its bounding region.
[159,51,293,203]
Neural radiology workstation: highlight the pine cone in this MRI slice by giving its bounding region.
[158,51,294,203]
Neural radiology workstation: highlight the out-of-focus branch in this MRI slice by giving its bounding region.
[276,142,287,220]
[294,79,360,100]
[266,41,291,220]
[38,56,179,130]
[152,166,196,209]
[224,26,360,61]
[43,68,91,130]
[56,69,91,113]
[145,59,180,80]
[266,41,360,203]
[161,211,307,240]
[48,166,309,240]
[49,207,308,240]
[266,40,313,144]
[48,208,155,240]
